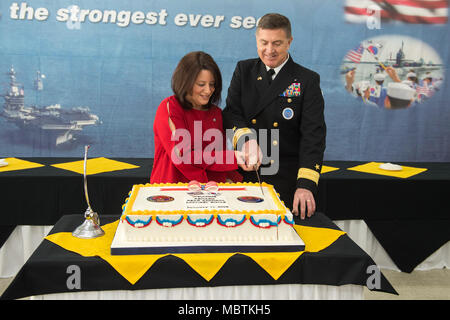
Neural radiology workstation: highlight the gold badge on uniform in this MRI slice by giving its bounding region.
[257,76,262,81]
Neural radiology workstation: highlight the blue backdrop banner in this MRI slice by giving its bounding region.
[0,0,448,161]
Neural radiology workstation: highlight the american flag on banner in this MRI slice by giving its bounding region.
[345,0,449,24]
[344,44,365,63]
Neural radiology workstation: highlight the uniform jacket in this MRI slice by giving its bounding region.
[222,56,326,207]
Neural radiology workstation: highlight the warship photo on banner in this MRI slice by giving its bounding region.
[1,66,101,148]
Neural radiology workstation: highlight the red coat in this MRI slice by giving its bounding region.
[150,96,242,183]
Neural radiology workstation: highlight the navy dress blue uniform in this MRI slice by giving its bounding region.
[223,56,326,210]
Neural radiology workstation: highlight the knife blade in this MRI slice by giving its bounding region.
[254,165,264,196]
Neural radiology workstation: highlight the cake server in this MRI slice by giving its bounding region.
[72,145,105,239]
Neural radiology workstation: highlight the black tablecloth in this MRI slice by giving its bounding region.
[0,157,150,226]
[1,158,449,273]
[316,161,450,272]
[0,213,397,300]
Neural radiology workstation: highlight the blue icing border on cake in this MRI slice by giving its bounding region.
[250,216,278,228]
[156,215,184,227]
[122,198,129,214]
[284,215,294,225]
[187,215,214,227]
[217,215,246,227]
[125,216,152,228]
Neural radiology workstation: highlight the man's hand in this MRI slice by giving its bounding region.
[292,188,316,220]
[236,139,262,171]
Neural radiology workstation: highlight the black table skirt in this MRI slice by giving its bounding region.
[316,161,450,273]
[1,158,449,273]
[0,213,397,300]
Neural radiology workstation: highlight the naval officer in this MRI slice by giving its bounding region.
[223,13,326,219]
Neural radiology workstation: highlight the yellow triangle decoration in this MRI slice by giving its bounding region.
[45,220,119,257]
[293,225,346,253]
[0,157,45,172]
[347,162,427,178]
[51,157,139,175]
[173,252,235,282]
[321,165,340,174]
[243,251,304,280]
[104,254,168,285]
[45,220,167,285]
[45,220,346,285]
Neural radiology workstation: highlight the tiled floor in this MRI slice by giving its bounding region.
[364,268,450,300]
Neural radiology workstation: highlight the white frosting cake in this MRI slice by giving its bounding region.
[111,182,305,254]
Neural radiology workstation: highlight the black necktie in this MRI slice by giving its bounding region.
[267,69,275,85]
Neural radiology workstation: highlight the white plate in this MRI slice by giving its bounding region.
[0,159,8,167]
[379,162,402,171]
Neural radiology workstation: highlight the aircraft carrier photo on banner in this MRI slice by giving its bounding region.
[0,66,101,148]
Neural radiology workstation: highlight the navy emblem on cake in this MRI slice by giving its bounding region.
[147,195,174,202]
[237,196,264,203]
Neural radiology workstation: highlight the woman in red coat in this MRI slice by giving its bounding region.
[150,51,242,183]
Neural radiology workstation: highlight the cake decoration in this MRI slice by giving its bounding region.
[111,182,305,255]
[187,180,219,193]
[204,181,219,193]
[284,215,294,225]
[237,196,264,203]
[186,214,215,227]
[121,182,286,218]
[217,214,246,228]
[188,180,202,191]
[250,215,278,229]
[147,195,174,202]
[125,216,152,228]
[156,215,184,227]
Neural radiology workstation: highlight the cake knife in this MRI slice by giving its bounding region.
[254,165,264,196]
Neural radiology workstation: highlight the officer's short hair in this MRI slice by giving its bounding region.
[257,13,292,39]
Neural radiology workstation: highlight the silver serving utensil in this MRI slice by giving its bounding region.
[72,145,105,239]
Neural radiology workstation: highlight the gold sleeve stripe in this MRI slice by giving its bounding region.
[233,127,253,149]
[297,168,320,185]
